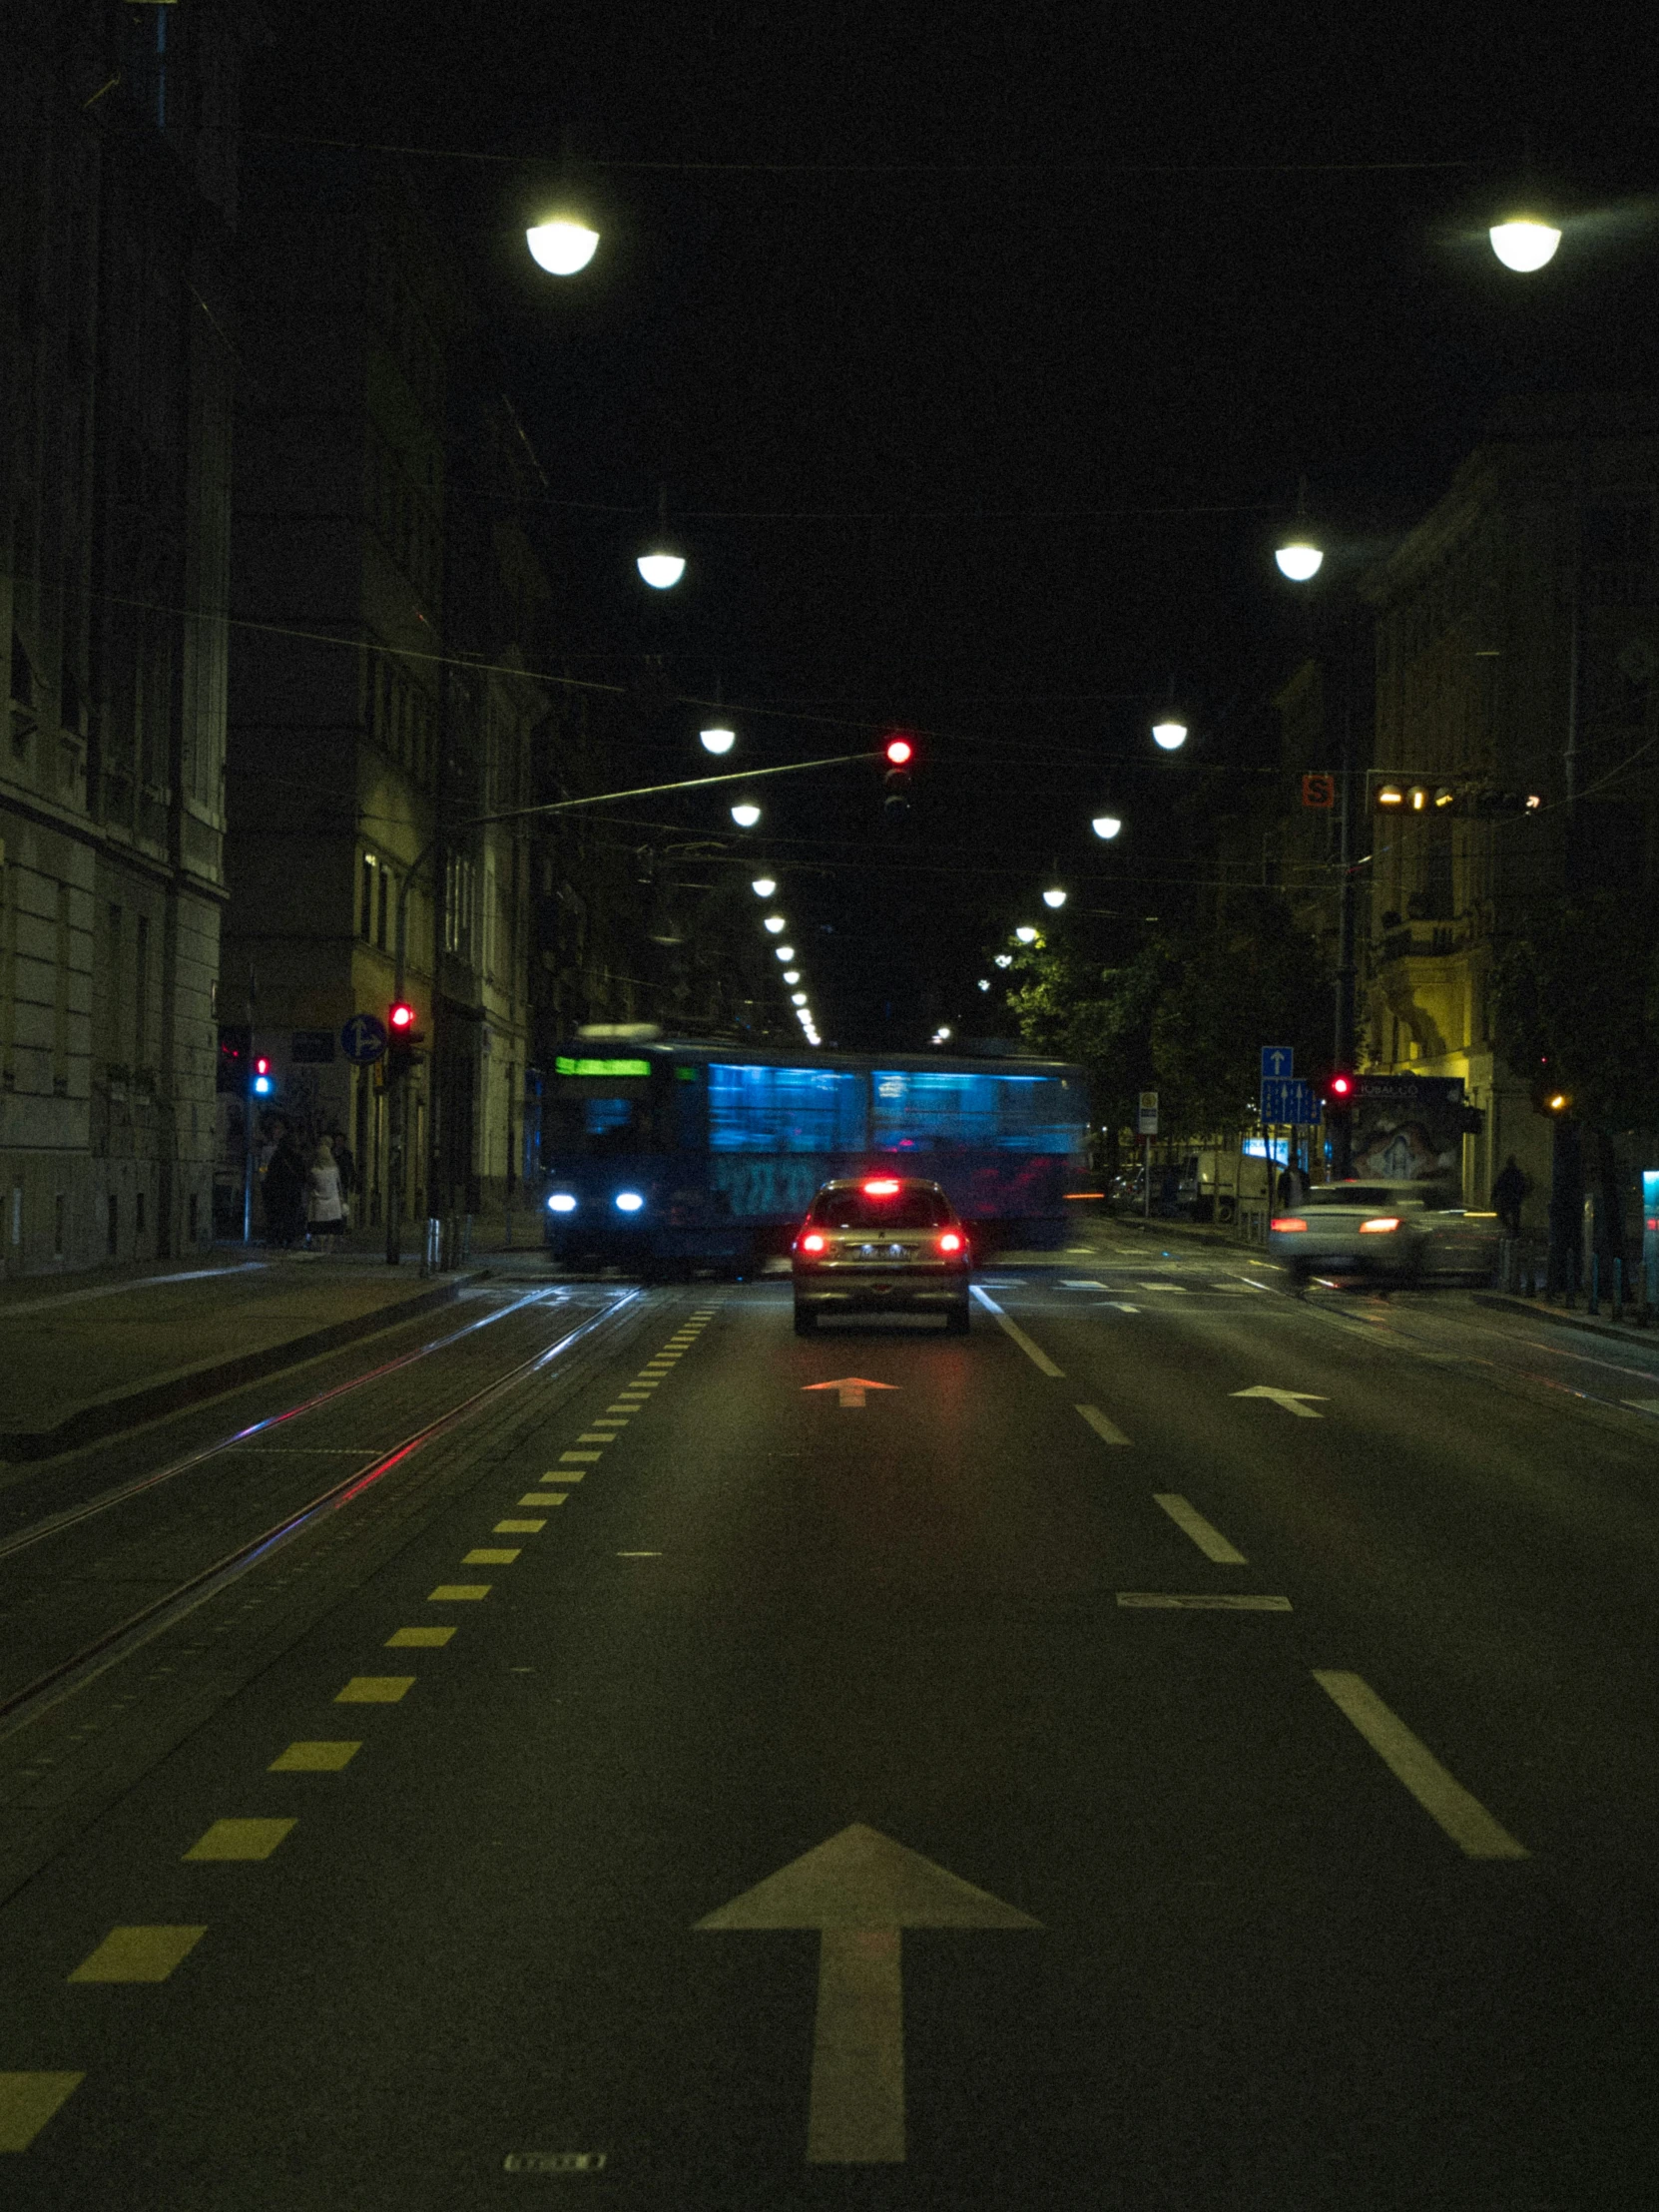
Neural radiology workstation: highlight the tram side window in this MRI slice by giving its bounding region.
[708,1063,865,1152]
[871,1070,1079,1152]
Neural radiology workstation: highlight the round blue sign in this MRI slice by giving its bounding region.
[340,1012,388,1064]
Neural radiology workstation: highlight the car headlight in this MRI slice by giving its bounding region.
[614,1190,645,1213]
[547,1193,578,1214]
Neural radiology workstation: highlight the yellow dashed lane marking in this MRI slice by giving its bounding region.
[0,2073,84,2152]
[336,1675,417,1701]
[463,1547,520,1565]
[69,1927,206,1983]
[560,1451,603,1464]
[271,1741,360,1772]
[577,1432,615,1443]
[386,1626,455,1647]
[428,1584,490,1601]
[183,1818,294,1862]
[496,1518,545,1533]
[521,1492,566,1506]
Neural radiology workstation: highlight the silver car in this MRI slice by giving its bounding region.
[1269,1181,1499,1288]
[792,1176,972,1335]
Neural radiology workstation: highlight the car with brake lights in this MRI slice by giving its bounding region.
[792,1176,972,1335]
[1268,1181,1499,1288]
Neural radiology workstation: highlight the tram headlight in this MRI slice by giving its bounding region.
[614,1190,645,1213]
[547,1193,578,1214]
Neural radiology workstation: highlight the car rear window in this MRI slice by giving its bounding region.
[1304,1186,1396,1209]
[809,1188,953,1229]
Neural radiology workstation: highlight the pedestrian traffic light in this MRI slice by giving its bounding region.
[881,732,916,820]
[216,1023,250,1094]
[252,1055,275,1097]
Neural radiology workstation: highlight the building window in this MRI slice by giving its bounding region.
[361,853,377,940]
[376,865,389,951]
[135,914,150,1066]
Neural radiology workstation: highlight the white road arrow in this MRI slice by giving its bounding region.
[803,1378,898,1409]
[1231,1384,1329,1417]
[697,1823,1039,2165]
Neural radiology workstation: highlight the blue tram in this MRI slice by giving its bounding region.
[540,1039,1090,1272]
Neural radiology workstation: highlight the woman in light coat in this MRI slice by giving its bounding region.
[305,1134,346,1249]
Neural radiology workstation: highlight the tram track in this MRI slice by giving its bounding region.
[0,1285,643,1742]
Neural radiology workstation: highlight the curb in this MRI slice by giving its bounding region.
[0,1272,489,1463]
[1470,1292,1655,1348]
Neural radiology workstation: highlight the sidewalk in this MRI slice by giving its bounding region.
[0,1248,486,1464]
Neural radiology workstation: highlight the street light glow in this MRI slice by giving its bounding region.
[764,914,787,933]
[730,802,762,828]
[775,944,795,961]
[1042,887,1067,910]
[1275,539,1324,582]
[638,551,687,590]
[525,219,600,276]
[993,953,1012,968]
[699,724,736,755]
[792,991,808,1005]
[1014,925,1038,944]
[1151,719,1188,751]
[751,877,777,897]
[1091,814,1122,840]
[1489,218,1561,273]
[783,968,801,983]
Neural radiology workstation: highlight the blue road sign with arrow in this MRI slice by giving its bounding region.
[340,1012,388,1065]
[1260,1044,1294,1082]
[1261,1076,1318,1123]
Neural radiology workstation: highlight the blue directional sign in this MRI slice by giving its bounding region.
[1260,1044,1294,1082]
[1261,1076,1319,1123]
[340,1011,388,1065]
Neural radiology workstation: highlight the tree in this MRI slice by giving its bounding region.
[1493,889,1659,1271]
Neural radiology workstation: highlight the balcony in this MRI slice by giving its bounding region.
[1379,924,1458,962]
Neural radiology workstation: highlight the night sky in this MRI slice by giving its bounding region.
[254,3,1659,1047]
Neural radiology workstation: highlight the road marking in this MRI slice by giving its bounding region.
[1093,1301,1140,1313]
[270,1741,359,1771]
[577,1431,617,1443]
[1061,1280,1106,1289]
[1231,1385,1328,1417]
[805,1378,898,1409]
[463,1547,520,1565]
[618,1550,663,1557]
[1234,1276,1271,1291]
[428,1584,491,1601]
[1075,1402,1131,1446]
[542,1467,584,1482]
[336,1675,416,1701]
[1152,1494,1248,1563]
[386,1626,454,1648]
[593,1415,631,1425]
[1117,1592,1290,1610]
[505,2153,609,2175]
[698,1823,1039,2166]
[1620,1397,1659,1416]
[184,1818,295,1862]
[0,2073,84,2151]
[1136,1282,1190,1293]
[69,1927,206,1982]
[495,1518,545,1533]
[970,1288,1063,1376]
[1313,1672,1528,1858]
[560,1450,604,1463]
[522,1492,567,1506]
[624,1380,659,1390]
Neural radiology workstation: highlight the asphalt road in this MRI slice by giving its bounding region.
[2,1236,1658,2209]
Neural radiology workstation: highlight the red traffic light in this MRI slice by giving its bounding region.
[387,1001,416,1032]
[255,1057,271,1076]
[1326,1073,1354,1100]
[883,734,915,767]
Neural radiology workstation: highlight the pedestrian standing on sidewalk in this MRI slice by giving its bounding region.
[305,1135,346,1251]
[1491,1155,1529,1238]
[263,1130,305,1249]
[328,1127,357,1222]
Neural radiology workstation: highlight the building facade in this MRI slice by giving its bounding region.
[1359,394,1659,1226]
[1,0,253,1276]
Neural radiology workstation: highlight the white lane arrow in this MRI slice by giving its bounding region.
[1231,1384,1329,1418]
[697,1823,1039,2165]
[803,1378,897,1409]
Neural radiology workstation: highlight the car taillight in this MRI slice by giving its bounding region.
[1271,1217,1307,1233]
[800,1232,827,1254]
[937,1231,963,1254]
[1359,1216,1401,1234]
[862,1178,900,1197]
